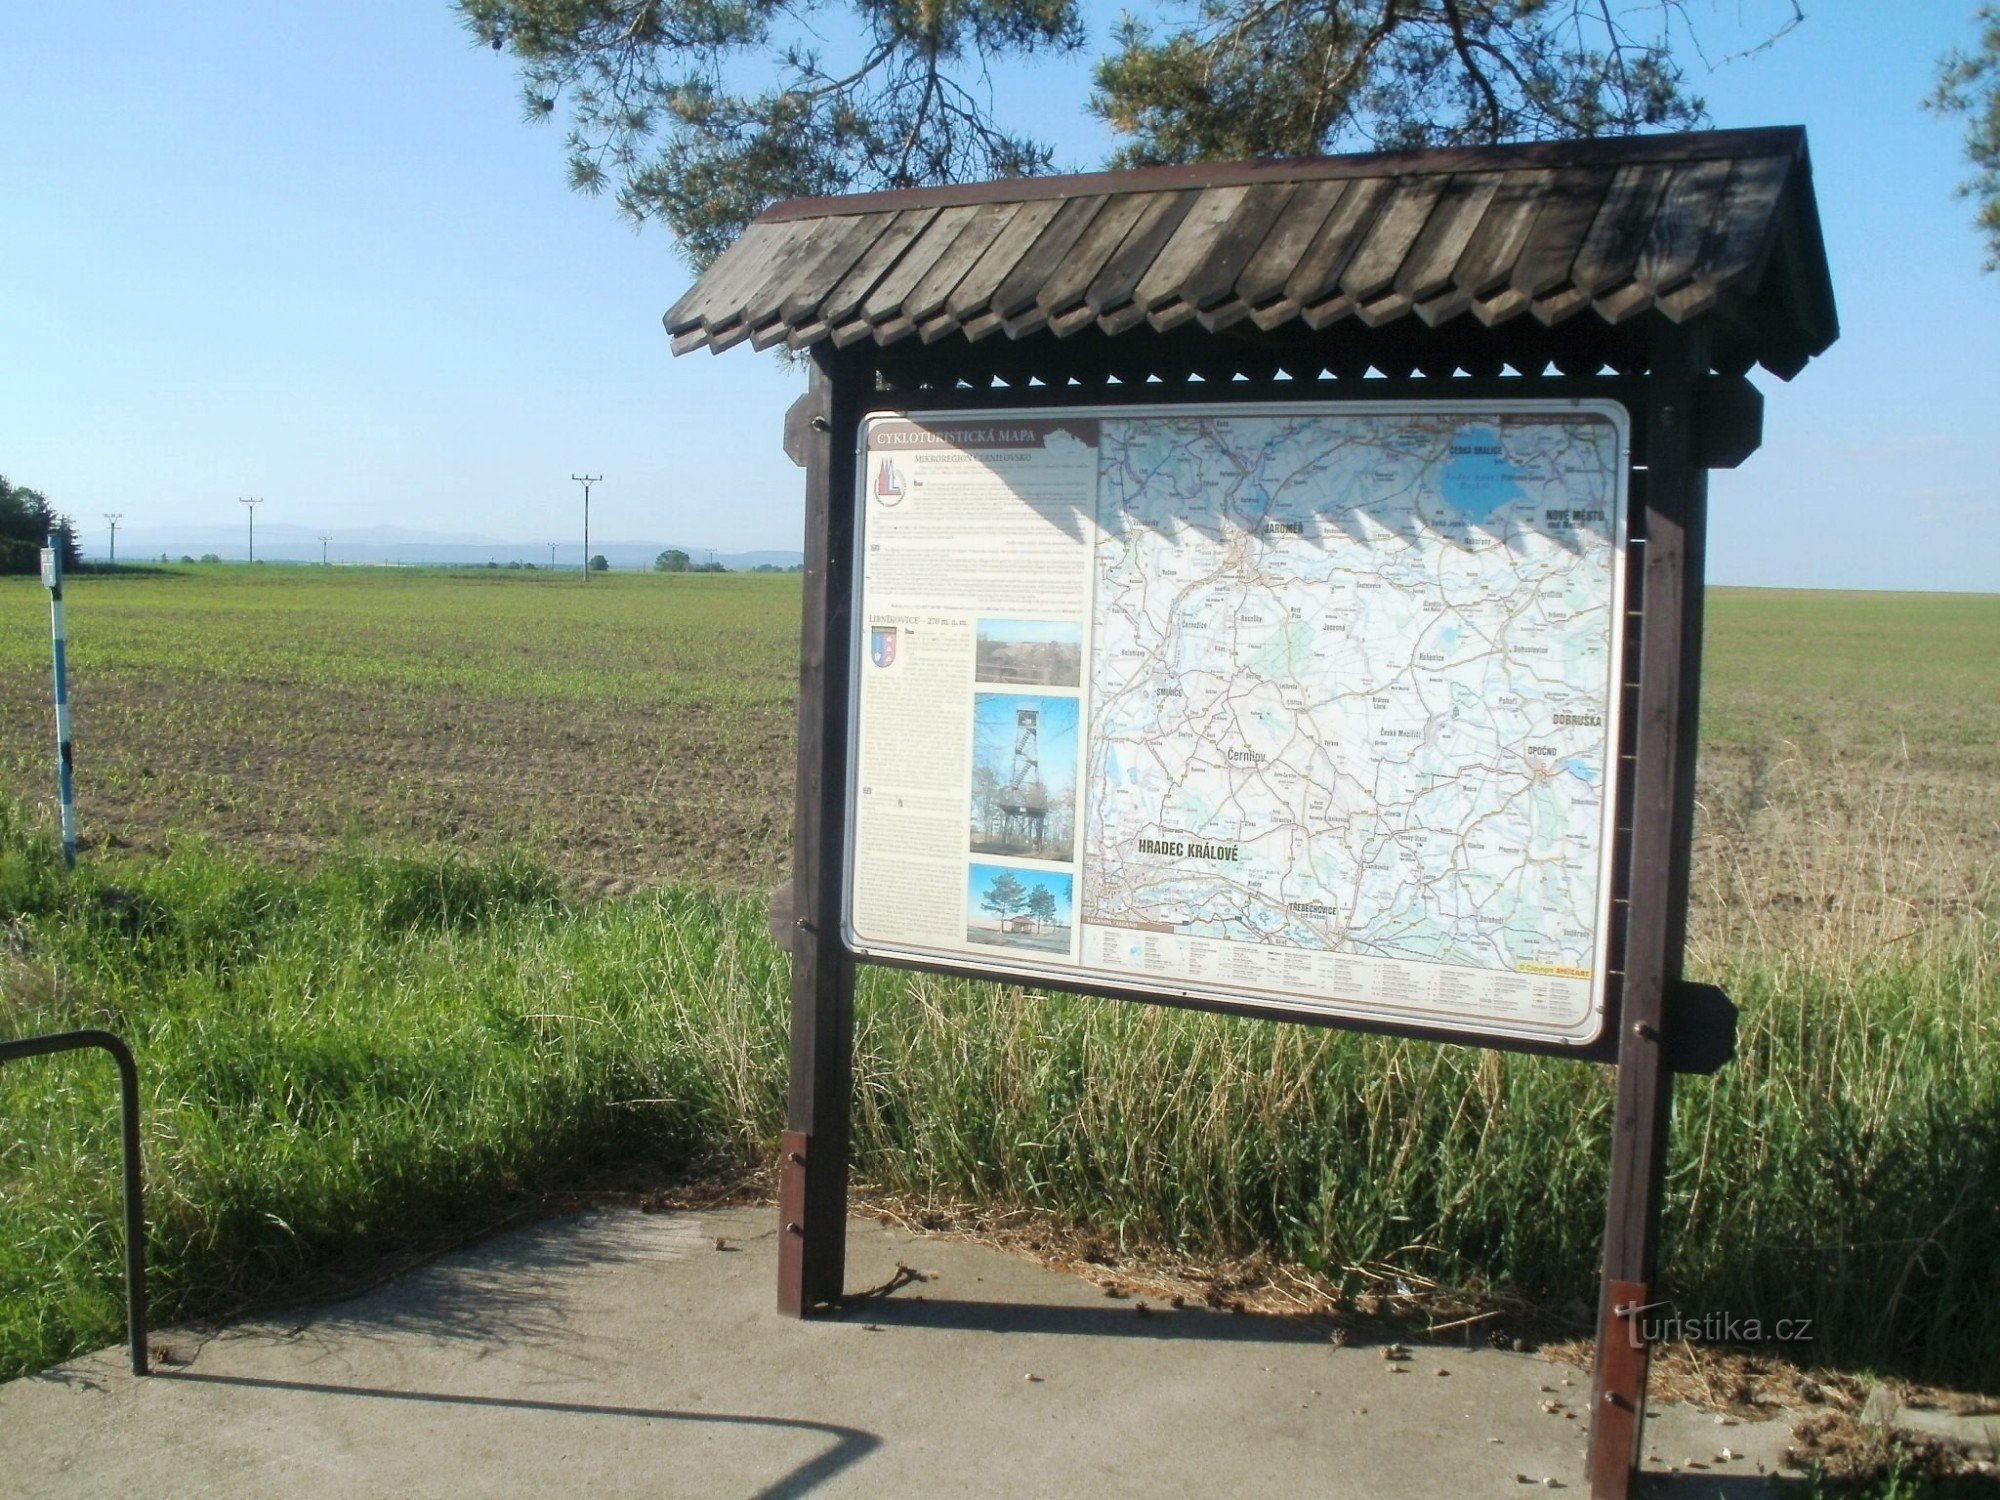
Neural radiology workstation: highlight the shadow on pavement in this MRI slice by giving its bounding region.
[226,1214,713,1353]
[159,1370,881,1500]
[847,1295,1335,1343]
[1638,1474,1776,1496]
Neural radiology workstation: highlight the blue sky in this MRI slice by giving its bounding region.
[2,2,1995,588]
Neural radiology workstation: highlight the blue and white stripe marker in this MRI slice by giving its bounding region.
[41,539,77,868]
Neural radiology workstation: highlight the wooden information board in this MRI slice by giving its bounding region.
[845,401,1631,1052]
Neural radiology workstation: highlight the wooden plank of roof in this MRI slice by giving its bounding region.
[706,317,759,354]
[1359,172,1499,325]
[1283,175,1389,307]
[740,214,880,329]
[712,219,836,333]
[1235,179,1345,306]
[709,220,838,335]
[1001,302,1054,339]
[1573,161,1674,294]
[1597,157,1733,322]
[1134,186,1254,313]
[1659,152,1795,322]
[1413,168,1551,326]
[1034,193,1155,320]
[1047,300,1101,337]
[784,318,831,349]
[1308,173,1448,327]
[1179,182,1297,309]
[1194,296,1254,333]
[946,198,1063,321]
[1451,169,1554,296]
[860,204,983,323]
[1248,184,1378,332]
[959,307,1008,341]
[829,314,877,348]
[867,312,920,346]
[664,218,807,337]
[901,202,1018,323]
[821,208,938,325]
[1247,295,1303,333]
[778,213,899,324]
[1475,165,1612,325]
[1084,190,1198,316]
[1395,174,1503,301]
[993,195,1110,318]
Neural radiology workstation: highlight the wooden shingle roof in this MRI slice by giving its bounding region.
[665,127,1835,379]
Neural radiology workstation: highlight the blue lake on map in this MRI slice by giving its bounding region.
[1440,427,1526,522]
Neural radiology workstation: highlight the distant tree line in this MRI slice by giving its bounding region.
[654,549,727,573]
[0,474,81,575]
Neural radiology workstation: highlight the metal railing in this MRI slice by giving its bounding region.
[0,1029,148,1376]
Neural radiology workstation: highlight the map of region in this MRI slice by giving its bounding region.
[1084,410,1623,983]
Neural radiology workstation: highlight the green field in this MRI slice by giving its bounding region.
[0,566,798,893]
[0,567,1994,1390]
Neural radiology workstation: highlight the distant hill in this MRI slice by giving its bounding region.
[110,523,802,573]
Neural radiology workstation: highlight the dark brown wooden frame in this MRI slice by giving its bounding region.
[778,317,1736,1500]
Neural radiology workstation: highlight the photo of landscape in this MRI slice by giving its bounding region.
[975,618,1083,687]
[965,862,1074,954]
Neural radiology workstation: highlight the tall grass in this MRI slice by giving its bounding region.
[3,809,1994,1387]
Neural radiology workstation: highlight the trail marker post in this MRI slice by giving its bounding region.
[40,540,78,868]
[668,127,1836,1500]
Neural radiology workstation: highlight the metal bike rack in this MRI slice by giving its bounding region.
[0,1029,148,1376]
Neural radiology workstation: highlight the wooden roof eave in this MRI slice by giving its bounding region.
[662,127,1835,380]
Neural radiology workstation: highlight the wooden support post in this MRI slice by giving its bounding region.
[778,356,861,1318]
[1587,321,1712,1497]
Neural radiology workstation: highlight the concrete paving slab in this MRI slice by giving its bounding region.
[2,1206,1801,1497]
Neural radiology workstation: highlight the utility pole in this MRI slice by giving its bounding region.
[547,541,560,570]
[316,535,332,566]
[104,513,123,567]
[239,496,263,563]
[571,475,601,581]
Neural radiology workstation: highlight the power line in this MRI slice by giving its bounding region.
[239,496,264,563]
[104,513,124,566]
[316,535,333,566]
[571,475,601,581]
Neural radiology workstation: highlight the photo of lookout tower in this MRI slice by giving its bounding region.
[969,692,1077,861]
